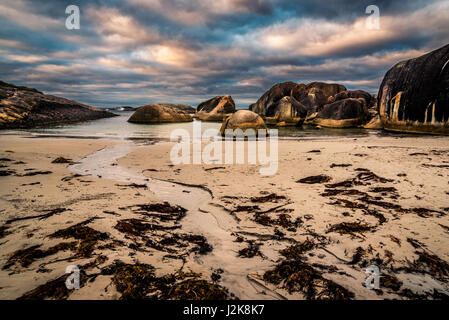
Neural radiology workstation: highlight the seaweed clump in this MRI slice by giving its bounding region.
[238,241,263,258]
[325,170,393,188]
[49,220,109,257]
[168,279,232,300]
[114,218,179,236]
[411,251,449,280]
[3,242,77,269]
[19,257,108,300]
[250,193,286,203]
[263,260,354,300]
[132,202,187,221]
[279,240,315,260]
[380,274,403,292]
[297,175,332,184]
[160,234,213,255]
[114,216,212,256]
[101,262,157,299]
[396,288,449,300]
[0,169,16,176]
[19,271,88,300]
[51,157,73,164]
[101,261,233,300]
[254,213,301,231]
[19,170,53,177]
[0,225,10,239]
[326,222,374,237]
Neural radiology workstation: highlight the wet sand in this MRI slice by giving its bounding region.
[1,134,449,299]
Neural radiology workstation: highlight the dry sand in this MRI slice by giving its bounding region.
[1,133,449,300]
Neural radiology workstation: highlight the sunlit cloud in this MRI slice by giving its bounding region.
[3,54,47,63]
[87,7,162,47]
[237,1,449,57]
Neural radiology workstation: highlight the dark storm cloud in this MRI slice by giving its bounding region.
[0,0,448,108]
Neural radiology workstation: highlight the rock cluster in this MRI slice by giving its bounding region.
[251,81,375,128]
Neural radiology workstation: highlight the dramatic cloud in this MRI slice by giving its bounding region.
[87,7,163,48]
[127,0,273,26]
[0,0,448,108]
[239,0,449,57]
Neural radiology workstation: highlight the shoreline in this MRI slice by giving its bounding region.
[0,133,449,300]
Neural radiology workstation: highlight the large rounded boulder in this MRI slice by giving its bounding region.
[128,104,193,123]
[330,90,374,107]
[160,103,195,114]
[219,110,267,135]
[196,95,235,121]
[306,82,347,98]
[296,87,329,115]
[313,98,369,128]
[265,96,307,126]
[378,44,449,134]
[251,82,302,115]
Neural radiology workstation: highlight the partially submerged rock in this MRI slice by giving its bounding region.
[219,110,267,135]
[0,81,116,129]
[378,44,449,134]
[312,98,370,128]
[128,104,193,124]
[196,95,236,121]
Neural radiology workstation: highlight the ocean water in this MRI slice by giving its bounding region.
[5,111,392,141]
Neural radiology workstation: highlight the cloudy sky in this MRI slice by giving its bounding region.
[0,0,448,108]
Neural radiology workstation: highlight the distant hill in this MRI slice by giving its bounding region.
[0,81,116,129]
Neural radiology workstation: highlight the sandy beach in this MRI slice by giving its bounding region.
[0,133,448,300]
